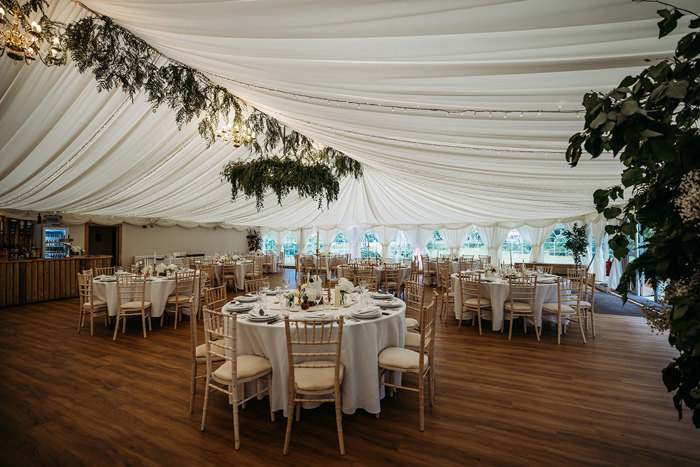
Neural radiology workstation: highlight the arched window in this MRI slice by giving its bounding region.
[543,228,574,264]
[302,232,324,255]
[388,231,413,261]
[282,232,299,266]
[425,230,449,258]
[500,229,531,263]
[360,231,381,259]
[262,233,277,254]
[459,230,487,257]
[330,232,350,255]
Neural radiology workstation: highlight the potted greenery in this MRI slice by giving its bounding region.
[563,223,589,267]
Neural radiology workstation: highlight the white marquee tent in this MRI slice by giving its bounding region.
[0,0,694,277]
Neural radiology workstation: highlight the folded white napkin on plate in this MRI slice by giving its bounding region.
[355,306,380,315]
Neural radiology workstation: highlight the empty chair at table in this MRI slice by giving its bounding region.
[162,270,196,329]
[94,266,116,276]
[458,272,491,334]
[283,316,345,455]
[77,271,108,336]
[382,263,401,296]
[222,263,236,289]
[437,264,454,322]
[114,274,152,341]
[403,280,425,335]
[245,278,265,294]
[541,276,586,344]
[576,272,596,338]
[200,307,274,449]
[504,276,539,342]
[189,285,228,413]
[357,275,379,292]
[379,296,437,431]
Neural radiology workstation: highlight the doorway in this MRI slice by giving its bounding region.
[85,224,122,266]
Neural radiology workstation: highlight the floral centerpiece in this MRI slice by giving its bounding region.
[335,278,353,306]
[231,254,241,261]
[300,275,324,309]
[484,265,497,279]
[166,263,178,276]
[284,289,300,308]
[155,262,167,276]
[70,245,85,256]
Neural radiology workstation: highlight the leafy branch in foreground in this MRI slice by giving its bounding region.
[567,5,700,427]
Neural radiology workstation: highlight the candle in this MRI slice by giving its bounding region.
[154,250,157,264]
[509,250,513,265]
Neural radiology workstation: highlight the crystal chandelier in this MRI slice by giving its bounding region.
[216,122,256,147]
[0,6,64,65]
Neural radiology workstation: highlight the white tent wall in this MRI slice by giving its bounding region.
[121,224,247,265]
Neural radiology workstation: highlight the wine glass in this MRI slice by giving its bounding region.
[283,278,290,290]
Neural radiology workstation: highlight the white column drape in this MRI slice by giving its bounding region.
[377,226,398,259]
[402,228,420,258]
[477,225,510,265]
[520,224,553,263]
[419,228,435,254]
[272,230,285,255]
[291,229,305,255]
[343,226,359,259]
[608,259,622,290]
[589,219,607,281]
[439,227,471,257]
[318,228,333,254]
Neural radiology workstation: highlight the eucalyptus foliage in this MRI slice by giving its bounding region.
[566,5,700,427]
[562,223,588,267]
[59,12,362,207]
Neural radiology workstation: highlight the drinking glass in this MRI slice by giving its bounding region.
[283,278,290,290]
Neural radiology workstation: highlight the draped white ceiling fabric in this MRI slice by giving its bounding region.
[0,0,694,230]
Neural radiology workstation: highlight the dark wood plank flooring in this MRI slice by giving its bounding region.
[1,270,698,466]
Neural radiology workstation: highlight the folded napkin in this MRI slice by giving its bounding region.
[303,312,332,319]
[355,306,380,315]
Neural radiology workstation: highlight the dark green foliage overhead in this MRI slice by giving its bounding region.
[567,5,700,427]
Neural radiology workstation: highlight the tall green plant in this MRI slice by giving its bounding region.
[566,4,700,427]
[563,223,589,266]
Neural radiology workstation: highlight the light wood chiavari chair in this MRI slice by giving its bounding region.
[437,264,455,322]
[222,263,236,289]
[542,276,587,344]
[356,275,378,292]
[382,263,401,296]
[567,266,587,280]
[77,271,108,336]
[263,253,274,274]
[283,317,345,455]
[404,280,425,332]
[114,274,152,341]
[505,276,539,341]
[188,285,228,414]
[458,272,491,333]
[458,257,474,272]
[197,266,215,314]
[94,266,115,276]
[379,294,437,431]
[577,272,596,337]
[200,307,274,449]
[162,270,195,329]
[245,278,265,294]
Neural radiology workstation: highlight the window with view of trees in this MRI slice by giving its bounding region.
[262,233,277,254]
[459,230,487,257]
[282,232,299,266]
[542,228,574,264]
[388,231,413,261]
[330,232,350,256]
[500,229,531,263]
[302,232,323,255]
[360,231,381,259]
[425,230,449,258]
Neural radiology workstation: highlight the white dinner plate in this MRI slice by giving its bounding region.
[351,309,381,319]
[236,294,259,303]
[247,310,279,321]
[371,293,391,300]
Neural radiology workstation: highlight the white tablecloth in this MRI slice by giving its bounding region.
[93,275,200,318]
[337,265,412,289]
[213,261,253,290]
[451,273,557,331]
[227,294,405,416]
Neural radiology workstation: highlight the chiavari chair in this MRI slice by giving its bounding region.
[162,270,195,329]
[504,275,538,341]
[458,272,491,333]
[114,274,152,341]
[542,276,587,344]
[77,271,108,336]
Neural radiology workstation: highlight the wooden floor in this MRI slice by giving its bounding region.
[1,271,698,466]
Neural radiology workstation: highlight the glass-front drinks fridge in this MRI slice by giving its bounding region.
[42,227,70,258]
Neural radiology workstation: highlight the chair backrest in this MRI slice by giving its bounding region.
[508,276,537,308]
[404,280,425,316]
[418,295,438,372]
[222,263,236,279]
[253,257,263,277]
[567,266,586,280]
[174,270,196,301]
[199,265,215,287]
[555,276,583,311]
[202,307,238,375]
[200,258,216,266]
[204,285,228,312]
[383,263,400,285]
[78,272,95,307]
[356,264,374,280]
[584,272,596,304]
[245,278,264,294]
[459,272,483,305]
[420,255,431,274]
[284,317,344,393]
[357,275,379,292]
[458,257,474,272]
[116,274,146,308]
[95,266,115,276]
[437,264,451,291]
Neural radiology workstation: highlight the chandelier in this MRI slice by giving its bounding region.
[0,6,64,65]
[216,122,256,147]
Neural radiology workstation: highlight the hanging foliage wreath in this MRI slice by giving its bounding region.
[6,0,362,210]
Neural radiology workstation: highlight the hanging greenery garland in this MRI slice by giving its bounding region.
[6,0,362,210]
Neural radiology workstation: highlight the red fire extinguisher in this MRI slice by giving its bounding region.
[606,259,612,276]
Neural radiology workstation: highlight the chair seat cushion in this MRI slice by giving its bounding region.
[404,331,420,349]
[575,300,592,308]
[121,301,151,310]
[213,355,272,381]
[83,299,107,308]
[464,297,490,307]
[405,317,419,329]
[542,302,576,314]
[167,295,191,304]
[196,341,226,360]
[378,347,428,371]
[504,301,532,312]
[294,361,345,392]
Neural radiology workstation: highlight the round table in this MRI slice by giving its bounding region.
[93,274,200,318]
[451,273,558,331]
[224,293,405,416]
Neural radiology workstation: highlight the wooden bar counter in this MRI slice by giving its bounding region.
[0,256,112,308]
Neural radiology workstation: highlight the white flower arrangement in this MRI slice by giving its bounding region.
[284,289,300,307]
[70,245,85,255]
[231,254,241,261]
[155,263,167,274]
[338,278,354,293]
